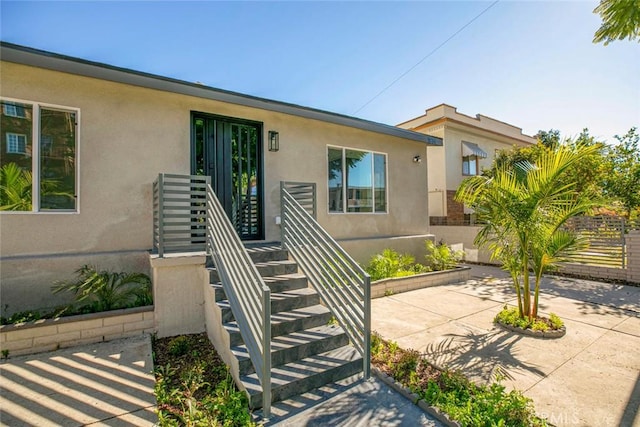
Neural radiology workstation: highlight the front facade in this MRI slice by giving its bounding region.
[0,42,439,313]
[398,104,537,224]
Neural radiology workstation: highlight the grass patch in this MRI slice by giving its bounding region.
[371,333,548,427]
[152,333,256,426]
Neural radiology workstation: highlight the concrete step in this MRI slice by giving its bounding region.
[246,245,289,263]
[254,260,298,277]
[233,324,349,375]
[242,345,363,408]
[217,287,320,323]
[224,304,333,346]
[210,273,309,303]
[208,261,299,283]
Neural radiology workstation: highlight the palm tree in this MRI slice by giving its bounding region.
[455,144,600,320]
[0,162,32,210]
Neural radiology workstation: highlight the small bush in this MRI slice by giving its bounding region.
[425,240,463,271]
[168,336,191,357]
[495,306,564,331]
[52,265,152,313]
[371,334,548,426]
[365,249,418,281]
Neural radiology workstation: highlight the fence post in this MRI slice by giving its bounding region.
[280,181,286,247]
[157,173,165,258]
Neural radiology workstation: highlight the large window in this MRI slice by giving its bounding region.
[1,99,78,212]
[328,146,387,213]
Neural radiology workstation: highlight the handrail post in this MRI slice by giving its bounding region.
[280,181,286,247]
[262,288,271,418]
[363,274,371,379]
[157,173,165,258]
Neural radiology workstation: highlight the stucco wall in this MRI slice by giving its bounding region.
[0,61,430,312]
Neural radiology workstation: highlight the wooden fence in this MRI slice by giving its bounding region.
[562,216,627,268]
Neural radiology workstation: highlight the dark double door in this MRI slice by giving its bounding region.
[192,113,263,240]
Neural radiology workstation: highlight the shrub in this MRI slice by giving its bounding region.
[52,265,152,312]
[371,334,548,426]
[425,240,463,271]
[365,249,418,281]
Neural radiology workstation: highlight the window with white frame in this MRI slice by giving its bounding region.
[461,141,487,176]
[0,99,78,211]
[328,146,387,213]
[6,133,27,154]
[462,155,479,175]
[2,102,27,118]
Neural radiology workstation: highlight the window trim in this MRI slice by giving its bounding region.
[327,145,388,215]
[462,155,479,176]
[2,102,26,118]
[0,97,80,214]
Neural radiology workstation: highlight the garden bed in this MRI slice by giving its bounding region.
[371,266,470,298]
[0,305,155,357]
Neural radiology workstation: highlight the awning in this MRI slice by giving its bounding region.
[462,141,488,158]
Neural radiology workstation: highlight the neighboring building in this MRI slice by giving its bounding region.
[0,42,440,313]
[397,104,537,225]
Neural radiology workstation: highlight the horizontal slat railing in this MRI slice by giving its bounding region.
[562,216,626,268]
[280,182,370,378]
[206,183,271,417]
[153,174,209,257]
[153,173,271,416]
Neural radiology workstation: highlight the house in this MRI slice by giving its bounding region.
[397,104,537,225]
[0,41,440,314]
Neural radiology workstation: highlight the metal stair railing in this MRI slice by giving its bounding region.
[205,183,271,417]
[280,182,371,378]
[152,174,208,257]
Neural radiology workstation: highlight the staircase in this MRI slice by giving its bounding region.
[209,245,363,408]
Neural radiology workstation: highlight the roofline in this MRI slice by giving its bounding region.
[0,41,440,146]
[398,103,536,145]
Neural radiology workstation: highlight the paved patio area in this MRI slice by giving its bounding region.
[372,264,640,427]
[0,335,156,427]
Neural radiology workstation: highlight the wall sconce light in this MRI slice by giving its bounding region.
[413,155,422,163]
[268,131,279,152]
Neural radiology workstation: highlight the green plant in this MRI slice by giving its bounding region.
[424,240,463,271]
[456,143,600,322]
[0,162,33,211]
[153,333,256,426]
[549,313,564,329]
[168,336,191,357]
[371,336,548,426]
[384,289,394,297]
[0,309,44,325]
[365,249,418,281]
[52,265,152,312]
[1,349,9,359]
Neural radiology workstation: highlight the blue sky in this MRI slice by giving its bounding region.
[1,1,638,144]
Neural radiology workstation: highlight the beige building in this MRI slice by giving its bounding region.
[398,104,537,225]
[0,42,440,314]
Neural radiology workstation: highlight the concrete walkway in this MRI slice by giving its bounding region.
[0,335,156,427]
[372,264,640,427]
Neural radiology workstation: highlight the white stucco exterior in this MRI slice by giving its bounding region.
[0,43,438,313]
[398,104,536,221]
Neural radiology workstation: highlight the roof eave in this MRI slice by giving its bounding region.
[0,41,440,146]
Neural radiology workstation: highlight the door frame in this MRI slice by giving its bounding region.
[190,111,265,241]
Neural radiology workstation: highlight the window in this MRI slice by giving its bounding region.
[6,133,27,154]
[2,102,27,118]
[462,155,479,175]
[0,98,78,212]
[328,146,387,213]
[461,141,487,176]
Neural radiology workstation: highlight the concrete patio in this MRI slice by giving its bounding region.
[0,335,156,427]
[372,264,640,427]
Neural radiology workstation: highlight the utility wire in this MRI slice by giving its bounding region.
[353,0,500,115]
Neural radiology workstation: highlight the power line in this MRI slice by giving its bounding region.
[353,0,500,115]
